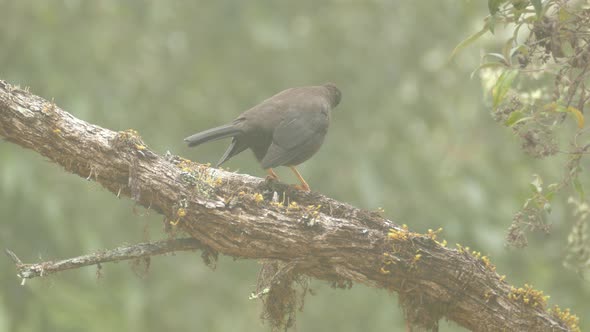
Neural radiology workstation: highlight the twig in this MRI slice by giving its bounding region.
[4,238,205,281]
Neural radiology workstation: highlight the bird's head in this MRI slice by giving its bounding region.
[322,83,342,108]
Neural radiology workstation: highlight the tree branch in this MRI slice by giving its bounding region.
[0,80,576,331]
[4,238,205,281]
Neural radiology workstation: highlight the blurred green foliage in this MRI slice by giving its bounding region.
[0,1,587,331]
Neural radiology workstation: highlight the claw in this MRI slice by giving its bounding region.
[289,166,310,191]
[266,168,280,181]
[293,183,311,191]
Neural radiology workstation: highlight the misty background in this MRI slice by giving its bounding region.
[0,1,587,331]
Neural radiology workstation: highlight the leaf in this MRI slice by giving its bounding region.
[487,15,497,34]
[543,202,552,214]
[492,69,518,107]
[530,174,543,193]
[573,177,585,201]
[512,0,528,10]
[484,53,509,63]
[470,62,506,79]
[488,0,507,14]
[548,103,584,128]
[502,38,515,65]
[509,44,527,58]
[567,106,584,128]
[531,0,543,18]
[449,24,490,62]
[504,110,524,126]
[545,191,555,201]
[504,111,533,127]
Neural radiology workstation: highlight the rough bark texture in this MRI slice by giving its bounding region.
[0,80,575,331]
[5,238,205,279]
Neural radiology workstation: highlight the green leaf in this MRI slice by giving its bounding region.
[489,0,507,14]
[449,24,490,62]
[492,69,518,107]
[531,0,543,18]
[470,62,506,79]
[487,15,497,34]
[484,53,508,63]
[573,177,585,200]
[502,38,515,65]
[543,202,552,214]
[545,191,555,201]
[547,183,559,192]
[504,110,524,126]
[509,44,527,58]
[512,0,528,10]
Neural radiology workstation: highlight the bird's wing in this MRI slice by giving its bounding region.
[260,107,329,168]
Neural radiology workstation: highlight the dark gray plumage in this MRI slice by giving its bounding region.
[184,83,341,191]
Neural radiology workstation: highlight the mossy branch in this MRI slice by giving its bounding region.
[0,80,577,331]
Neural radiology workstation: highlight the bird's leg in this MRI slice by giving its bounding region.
[266,168,280,181]
[289,166,310,191]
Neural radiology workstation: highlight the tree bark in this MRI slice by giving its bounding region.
[0,80,575,331]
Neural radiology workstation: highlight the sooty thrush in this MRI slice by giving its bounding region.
[184,83,341,191]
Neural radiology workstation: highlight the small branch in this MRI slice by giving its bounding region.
[5,238,205,280]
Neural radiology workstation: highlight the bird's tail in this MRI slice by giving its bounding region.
[184,124,241,147]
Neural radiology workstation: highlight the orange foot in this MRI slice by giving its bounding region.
[289,166,310,191]
[266,168,280,181]
[292,183,311,191]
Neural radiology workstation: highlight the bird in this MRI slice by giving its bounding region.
[184,83,341,191]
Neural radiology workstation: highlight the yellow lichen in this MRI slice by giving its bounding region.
[270,192,288,208]
[253,193,264,203]
[271,201,284,208]
[52,128,62,135]
[176,160,223,192]
[123,129,139,136]
[382,253,396,264]
[113,129,149,152]
[413,253,422,262]
[481,256,496,272]
[508,284,549,309]
[426,227,443,240]
[471,250,482,259]
[456,243,470,254]
[550,305,581,332]
[387,224,421,241]
[409,250,423,270]
[455,243,497,272]
[305,204,321,215]
[380,252,399,275]
[176,208,186,218]
[214,177,223,186]
[176,158,193,170]
[287,201,299,210]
